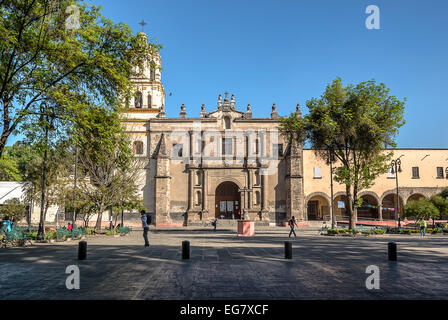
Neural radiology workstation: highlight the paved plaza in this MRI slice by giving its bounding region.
[0,227,447,300]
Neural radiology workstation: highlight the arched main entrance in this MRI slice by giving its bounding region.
[215,181,241,219]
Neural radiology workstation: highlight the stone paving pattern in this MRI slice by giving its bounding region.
[0,227,447,300]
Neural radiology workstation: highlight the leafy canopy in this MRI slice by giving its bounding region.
[280,77,406,229]
[0,0,159,157]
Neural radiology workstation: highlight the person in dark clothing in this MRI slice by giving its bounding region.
[141,210,150,247]
[288,216,298,238]
[211,219,217,231]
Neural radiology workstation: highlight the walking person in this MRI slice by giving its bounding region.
[419,218,427,237]
[288,216,298,238]
[141,210,150,247]
[211,218,217,232]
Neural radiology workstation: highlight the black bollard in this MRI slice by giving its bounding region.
[78,241,87,260]
[388,242,397,261]
[284,241,292,259]
[182,240,190,260]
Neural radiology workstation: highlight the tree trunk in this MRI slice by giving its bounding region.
[0,127,11,160]
[95,200,105,232]
[113,214,119,229]
[346,185,356,230]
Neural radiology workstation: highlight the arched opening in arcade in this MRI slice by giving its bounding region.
[307,195,330,221]
[357,194,380,220]
[381,194,404,220]
[333,195,349,220]
[215,181,241,220]
[407,193,426,203]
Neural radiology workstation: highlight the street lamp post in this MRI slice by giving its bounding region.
[327,149,336,229]
[391,158,402,228]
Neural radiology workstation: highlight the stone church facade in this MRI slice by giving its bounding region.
[120,32,448,227]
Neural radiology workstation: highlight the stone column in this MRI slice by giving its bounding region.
[202,169,209,219]
[241,190,246,216]
[261,169,269,221]
[378,205,383,221]
[247,169,252,210]
[187,169,193,213]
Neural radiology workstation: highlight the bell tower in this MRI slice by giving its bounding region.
[123,29,165,120]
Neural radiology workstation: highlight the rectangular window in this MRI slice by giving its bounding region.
[273,144,283,157]
[412,167,420,179]
[255,139,259,155]
[222,138,232,155]
[437,167,444,179]
[313,167,322,179]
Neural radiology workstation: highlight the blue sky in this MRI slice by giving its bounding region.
[11,0,448,148]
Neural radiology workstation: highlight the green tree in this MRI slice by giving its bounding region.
[429,195,448,226]
[404,198,440,223]
[0,149,21,181]
[22,140,72,231]
[280,78,406,229]
[0,197,27,221]
[0,0,159,158]
[75,107,141,232]
[439,188,448,200]
[111,159,145,227]
[3,142,41,180]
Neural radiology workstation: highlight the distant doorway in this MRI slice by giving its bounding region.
[215,182,241,219]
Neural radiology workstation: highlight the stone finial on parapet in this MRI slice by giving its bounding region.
[200,104,206,118]
[218,94,222,109]
[180,103,187,118]
[271,103,279,119]
[296,103,302,119]
[157,104,166,118]
[231,94,235,109]
[224,92,229,105]
[245,104,252,119]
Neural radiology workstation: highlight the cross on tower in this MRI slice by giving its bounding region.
[139,19,148,32]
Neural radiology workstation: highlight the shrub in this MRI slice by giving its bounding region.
[44,230,57,240]
[104,229,118,236]
[56,227,71,239]
[70,226,86,238]
[117,226,131,235]
[5,226,28,242]
[28,231,38,240]
[326,229,349,235]
[373,229,386,234]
